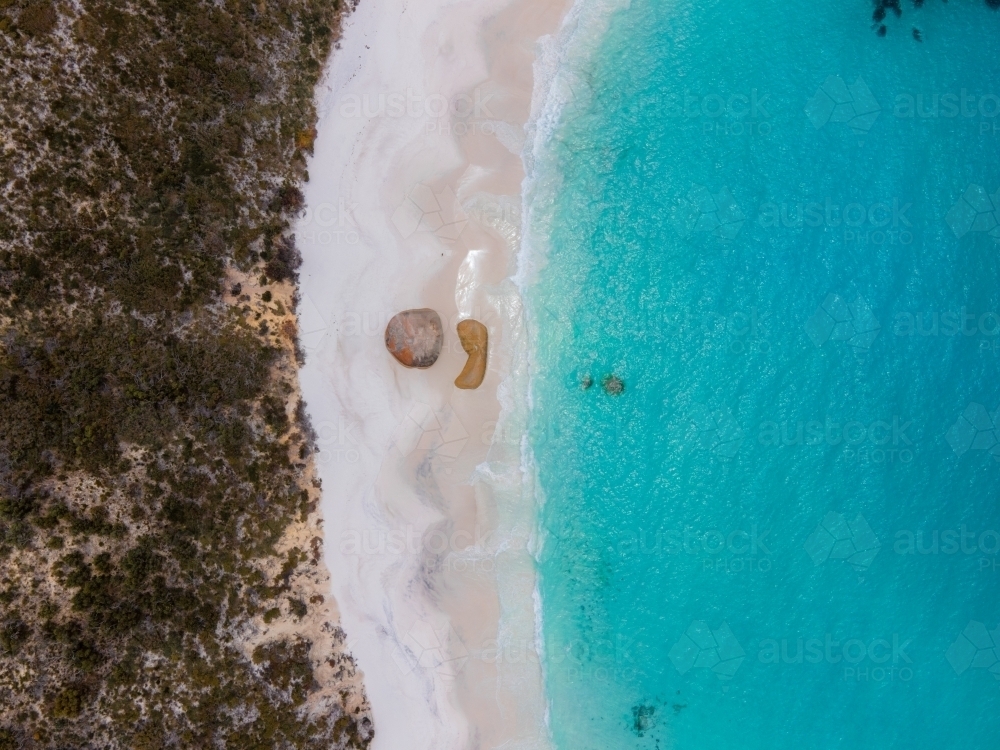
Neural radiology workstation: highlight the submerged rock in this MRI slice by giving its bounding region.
[602,374,625,396]
[385,308,443,368]
[581,374,594,390]
[454,319,488,389]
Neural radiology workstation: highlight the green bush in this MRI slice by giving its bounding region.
[288,597,308,620]
[51,686,86,718]
[0,620,28,656]
[0,728,19,750]
[18,2,57,36]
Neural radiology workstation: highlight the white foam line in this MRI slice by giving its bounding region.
[510,0,633,739]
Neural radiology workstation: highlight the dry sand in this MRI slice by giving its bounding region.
[295,0,573,747]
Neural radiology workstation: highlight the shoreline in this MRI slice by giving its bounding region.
[296,0,571,746]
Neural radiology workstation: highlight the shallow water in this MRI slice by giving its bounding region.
[526,0,1000,747]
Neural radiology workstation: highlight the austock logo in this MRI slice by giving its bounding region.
[392,402,471,472]
[298,198,360,246]
[757,197,914,247]
[946,403,1000,462]
[688,404,744,458]
[946,185,1000,241]
[299,292,331,351]
[333,87,497,121]
[804,511,881,573]
[805,294,881,352]
[314,416,361,464]
[662,89,773,137]
[617,524,773,576]
[758,633,913,683]
[946,621,1000,681]
[675,185,746,241]
[805,75,881,138]
[390,619,469,680]
[391,183,469,242]
[669,620,745,689]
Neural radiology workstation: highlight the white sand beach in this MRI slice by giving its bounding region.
[295,0,570,746]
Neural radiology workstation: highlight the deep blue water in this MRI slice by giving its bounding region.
[527,0,1000,747]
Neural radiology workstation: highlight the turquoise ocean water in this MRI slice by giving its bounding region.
[525,0,1000,747]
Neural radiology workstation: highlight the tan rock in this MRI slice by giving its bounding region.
[454,319,488,389]
[385,309,443,368]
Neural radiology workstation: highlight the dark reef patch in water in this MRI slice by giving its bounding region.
[601,375,625,395]
[631,704,656,737]
[871,0,999,37]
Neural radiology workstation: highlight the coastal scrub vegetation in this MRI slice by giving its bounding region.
[0,0,371,747]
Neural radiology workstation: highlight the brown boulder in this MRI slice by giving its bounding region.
[454,319,488,389]
[385,309,443,368]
